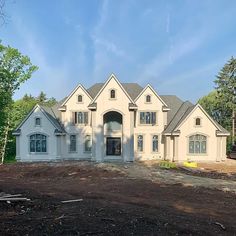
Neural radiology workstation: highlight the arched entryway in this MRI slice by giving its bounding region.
[103,111,123,156]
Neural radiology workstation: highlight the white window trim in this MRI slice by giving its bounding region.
[187,133,208,156]
[145,94,152,104]
[194,116,202,127]
[69,134,77,153]
[84,134,92,153]
[35,117,41,127]
[28,133,49,155]
[109,88,117,100]
[151,134,160,153]
[71,110,90,126]
[136,134,145,153]
[77,94,84,104]
[138,110,158,126]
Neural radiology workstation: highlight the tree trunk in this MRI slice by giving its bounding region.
[0,115,10,164]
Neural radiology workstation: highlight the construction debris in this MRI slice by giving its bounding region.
[61,199,83,203]
[0,193,30,202]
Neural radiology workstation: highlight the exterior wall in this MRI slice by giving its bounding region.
[134,86,165,160]
[176,107,224,162]
[94,78,134,162]
[18,107,58,161]
[61,86,92,160]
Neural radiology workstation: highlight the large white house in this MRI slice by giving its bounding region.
[13,74,230,162]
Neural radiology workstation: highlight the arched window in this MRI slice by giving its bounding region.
[195,118,201,126]
[110,89,116,99]
[29,134,47,153]
[146,95,151,103]
[35,117,41,126]
[78,95,83,102]
[152,135,158,152]
[189,134,206,154]
[137,135,143,152]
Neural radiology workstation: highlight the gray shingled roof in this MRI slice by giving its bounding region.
[87,83,143,100]
[163,101,194,134]
[160,95,184,124]
[40,105,65,133]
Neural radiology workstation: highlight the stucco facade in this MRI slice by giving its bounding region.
[13,74,230,162]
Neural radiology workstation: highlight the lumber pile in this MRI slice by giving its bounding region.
[0,192,30,202]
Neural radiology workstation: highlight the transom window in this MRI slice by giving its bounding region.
[140,112,156,125]
[146,95,151,103]
[29,134,47,153]
[85,135,92,152]
[152,135,158,152]
[110,89,116,99]
[189,134,207,154]
[195,118,201,126]
[78,95,83,103]
[35,117,41,126]
[73,112,88,125]
[69,135,76,152]
[137,135,143,152]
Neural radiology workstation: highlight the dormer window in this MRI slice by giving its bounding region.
[146,95,151,103]
[78,95,83,103]
[110,89,116,99]
[195,118,201,126]
[35,117,41,126]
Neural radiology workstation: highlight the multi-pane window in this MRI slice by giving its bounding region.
[29,134,47,153]
[146,95,151,103]
[69,135,76,152]
[195,118,201,126]
[110,89,116,99]
[189,134,207,154]
[35,118,41,126]
[78,95,83,102]
[140,112,156,125]
[152,135,158,152]
[84,135,92,152]
[137,135,143,152]
[74,112,88,125]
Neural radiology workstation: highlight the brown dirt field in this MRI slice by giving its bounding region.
[0,162,236,235]
[176,159,236,181]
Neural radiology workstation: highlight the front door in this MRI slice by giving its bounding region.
[106,137,121,156]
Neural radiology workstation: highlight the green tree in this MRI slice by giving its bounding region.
[37,91,47,103]
[0,42,38,163]
[215,56,236,145]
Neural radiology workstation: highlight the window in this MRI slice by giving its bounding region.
[195,118,201,126]
[78,95,83,103]
[85,135,92,152]
[146,95,151,103]
[137,135,143,152]
[69,135,76,152]
[35,118,41,126]
[140,112,156,125]
[73,112,88,125]
[110,89,116,99]
[29,134,47,153]
[152,135,158,152]
[189,134,207,154]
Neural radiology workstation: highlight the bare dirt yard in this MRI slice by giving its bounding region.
[0,160,236,235]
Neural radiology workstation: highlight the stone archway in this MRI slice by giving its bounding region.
[103,111,123,156]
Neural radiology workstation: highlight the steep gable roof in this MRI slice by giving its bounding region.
[134,84,168,107]
[163,101,194,134]
[61,84,92,107]
[87,82,143,100]
[13,104,65,135]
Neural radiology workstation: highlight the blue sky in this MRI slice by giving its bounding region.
[1,0,236,103]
